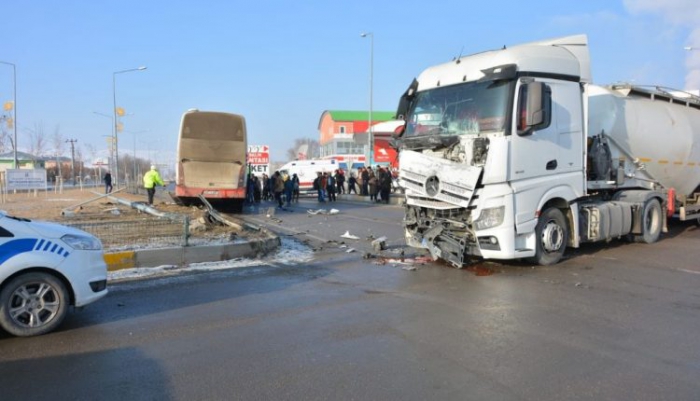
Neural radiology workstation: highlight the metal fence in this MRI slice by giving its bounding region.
[66,216,189,251]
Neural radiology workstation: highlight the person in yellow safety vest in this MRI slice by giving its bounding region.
[143,165,165,205]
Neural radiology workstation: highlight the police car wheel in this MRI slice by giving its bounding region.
[0,272,69,337]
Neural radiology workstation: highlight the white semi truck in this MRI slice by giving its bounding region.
[395,35,700,266]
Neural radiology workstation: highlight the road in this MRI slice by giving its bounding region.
[1,197,700,400]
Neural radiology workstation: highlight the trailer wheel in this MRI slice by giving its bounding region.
[529,207,568,266]
[634,198,662,244]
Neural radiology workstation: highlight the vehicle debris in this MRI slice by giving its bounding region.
[341,231,360,240]
[371,236,387,252]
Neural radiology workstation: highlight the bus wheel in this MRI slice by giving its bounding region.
[634,198,662,244]
[529,208,568,266]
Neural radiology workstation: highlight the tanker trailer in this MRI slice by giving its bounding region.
[587,84,700,227]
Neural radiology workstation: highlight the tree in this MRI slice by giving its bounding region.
[26,122,47,162]
[286,138,320,161]
[51,126,64,179]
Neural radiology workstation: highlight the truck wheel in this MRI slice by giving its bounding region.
[634,198,662,244]
[0,272,69,337]
[529,208,568,266]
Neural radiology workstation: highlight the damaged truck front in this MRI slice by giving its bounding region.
[395,34,700,267]
[397,60,541,267]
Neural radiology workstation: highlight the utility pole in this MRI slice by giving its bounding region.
[66,139,78,185]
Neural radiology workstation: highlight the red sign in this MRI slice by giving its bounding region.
[373,139,398,167]
[247,145,269,164]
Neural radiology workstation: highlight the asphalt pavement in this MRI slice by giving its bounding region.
[1,198,700,400]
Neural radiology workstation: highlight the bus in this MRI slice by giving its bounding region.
[174,109,247,211]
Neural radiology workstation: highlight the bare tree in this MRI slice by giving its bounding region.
[286,138,320,161]
[26,122,48,162]
[51,126,64,179]
[85,143,100,184]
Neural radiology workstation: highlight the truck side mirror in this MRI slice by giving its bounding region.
[517,82,550,135]
[396,78,419,123]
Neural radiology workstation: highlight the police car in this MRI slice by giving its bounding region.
[0,210,108,337]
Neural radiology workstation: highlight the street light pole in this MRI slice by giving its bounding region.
[361,32,374,167]
[112,66,146,187]
[0,61,17,169]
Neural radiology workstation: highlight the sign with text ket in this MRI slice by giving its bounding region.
[247,145,270,176]
[249,164,270,174]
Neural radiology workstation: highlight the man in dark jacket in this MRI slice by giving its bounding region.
[327,173,337,202]
[103,171,113,194]
[379,167,392,204]
[361,167,370,196]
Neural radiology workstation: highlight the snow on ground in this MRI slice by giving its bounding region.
[108,237,314,281]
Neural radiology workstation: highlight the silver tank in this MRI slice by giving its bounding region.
[588,84,700,196]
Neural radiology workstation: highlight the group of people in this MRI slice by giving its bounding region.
[247,172,300,209]
[312,170,343,202]
[104,164,396,208]
[350,166,394,204]
[313,166,394,204]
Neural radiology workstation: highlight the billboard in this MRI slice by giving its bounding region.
[247,145,270,176]
[5,169,48,191]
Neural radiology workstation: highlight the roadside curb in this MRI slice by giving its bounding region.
[103,231,281,271]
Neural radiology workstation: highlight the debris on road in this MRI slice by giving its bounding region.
[371,236,387,252]
[329,209,339,215]
[346,248,356,253]
[341,231,360,240]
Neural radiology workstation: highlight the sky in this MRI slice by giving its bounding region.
[1,0,699,165]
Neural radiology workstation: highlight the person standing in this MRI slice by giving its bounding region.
[284,173,294,207]
[361,167,370,196]
[314,172,324,203]
[143,165,165,206]
[103,171,113,194]
[380,167,392,204]
[368,171,378,201]
[292,173,300,202]
[327,172,337,202]
[273,171,285,208]
[246,173,255,204]
[334,169,345,194]
[320,172,329,201]
[347,173,357,194]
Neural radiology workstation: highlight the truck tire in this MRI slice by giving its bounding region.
[0,272,69,337]
[634,198,662,244]
[529,207,568,266]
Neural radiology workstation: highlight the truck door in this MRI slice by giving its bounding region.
[509,79,585,228]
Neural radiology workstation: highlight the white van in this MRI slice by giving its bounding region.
[278,159,339,193]
[0,211,108,336]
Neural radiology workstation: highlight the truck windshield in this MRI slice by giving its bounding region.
[403,80,511,137]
